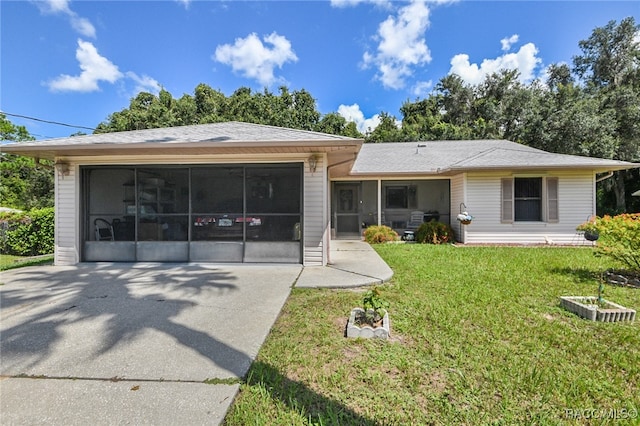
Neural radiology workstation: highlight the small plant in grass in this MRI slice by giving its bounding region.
[363,225,398,244]
[597,279,605,306]
[415,220,453,244]
[356,286,389,326]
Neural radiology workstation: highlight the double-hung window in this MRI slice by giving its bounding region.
[501,177,558,223]
[384,185,417,209]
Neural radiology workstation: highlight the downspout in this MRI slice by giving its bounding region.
[33,157,54,170]
[595,171,614,183]
[593,171,615,218]
[326,154,358,172]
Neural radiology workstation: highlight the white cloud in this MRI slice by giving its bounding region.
[176,0,191,9]
[331,0,366,7]
[412,80,433,97]
[47,39,122,92]
[70,15,95,38]
[214,32,298,87]
[35,0,96,38]
[38,0,71,14]
[126,72,161,95]
[337,104,382,133]
[362,0,433,89]
[449,42,542,85]
[501,34,519,51]
[330,0,392,8]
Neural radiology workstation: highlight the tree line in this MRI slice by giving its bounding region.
[1,17,639,213]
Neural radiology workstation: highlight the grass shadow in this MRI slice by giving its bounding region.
[240,360,379,425]
[551,267,601,285]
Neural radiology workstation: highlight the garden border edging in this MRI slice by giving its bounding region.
[560,296,636,323]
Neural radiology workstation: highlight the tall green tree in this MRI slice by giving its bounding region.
[366,112,405,143]
[527,70,618,158]
[573,17,640,212]
[96,84,324,133]
[400,95,471,141]
[315,112,363,138]
[0,114,54,209]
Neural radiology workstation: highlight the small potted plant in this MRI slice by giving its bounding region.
[346,286,390,339]
[456,203,473,225]
[456,211,473,225]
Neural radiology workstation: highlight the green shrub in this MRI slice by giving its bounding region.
[363,225,398,244]
[577,213,640,272]
[0,207,54,256]
[415,220,454,244]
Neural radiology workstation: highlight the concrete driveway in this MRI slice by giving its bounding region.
[0,241,393,425]
[0,263,301,425]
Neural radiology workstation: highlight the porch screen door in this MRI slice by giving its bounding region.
[335,184,361,238]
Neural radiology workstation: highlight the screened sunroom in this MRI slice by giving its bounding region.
[331,179,451,239]
[83,164,303,263]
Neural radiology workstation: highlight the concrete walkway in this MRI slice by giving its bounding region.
[0,240,392,425]
[296,240,394,288]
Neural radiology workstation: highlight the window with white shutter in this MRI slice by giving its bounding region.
[546,177,559,222]
[501,178,513,223]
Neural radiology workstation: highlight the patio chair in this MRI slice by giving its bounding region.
[406,211,425,231]
[381,211,388,227]
[94,218,114,241]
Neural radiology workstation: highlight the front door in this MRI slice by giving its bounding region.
[334,183,361,238]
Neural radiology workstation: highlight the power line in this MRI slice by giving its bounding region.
[1,111,97,132]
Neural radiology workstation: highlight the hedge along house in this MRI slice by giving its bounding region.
[2,122,362,265]
[332,140,638,244]
[2,121,638,265]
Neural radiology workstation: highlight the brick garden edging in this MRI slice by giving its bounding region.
[560,296,636,323]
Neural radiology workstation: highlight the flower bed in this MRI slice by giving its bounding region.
[346,308,390,339]
[603,269,640,288]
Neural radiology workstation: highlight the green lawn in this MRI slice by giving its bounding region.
[224,245,640,425]
[0,254,54,271]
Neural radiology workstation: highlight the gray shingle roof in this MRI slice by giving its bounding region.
[0,121,363,160]
[2,122,636,173]
[351,140,637,174]
[2,121,358,147]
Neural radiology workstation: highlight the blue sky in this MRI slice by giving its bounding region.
[1,0,638,140]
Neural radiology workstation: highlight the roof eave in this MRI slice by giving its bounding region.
[1,139,363,161]
[347,162,639,177]
[449,163,639,173]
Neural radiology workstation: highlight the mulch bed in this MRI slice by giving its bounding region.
[603,269,640,289]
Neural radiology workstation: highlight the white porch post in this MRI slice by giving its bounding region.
[377,179,382,225]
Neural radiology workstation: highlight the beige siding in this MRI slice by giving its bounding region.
[449,173,466,242]
[465,171,595,245]
[303,155,326,266]
[54,163,79,265]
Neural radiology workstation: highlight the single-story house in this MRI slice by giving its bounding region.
[2,121,637,266]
